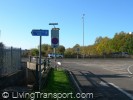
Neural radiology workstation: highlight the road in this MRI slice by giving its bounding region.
[58,58,133,100]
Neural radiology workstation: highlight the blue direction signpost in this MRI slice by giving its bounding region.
[31,29,49,36]
[31,29,49,90]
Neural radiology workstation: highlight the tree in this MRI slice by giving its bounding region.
[73,44,80,49]
[47,46,53,54]
[29,31,133,58]
[30,48,39,56]
[41,44,49,56]
[94,36,103,44]
[56,45,65,54]
[64,48,76,58]
[112,31,127,52]
[39,44,52,56]
[96,37,111,55]
[73,44,80,55]
[124,34,133,54]
[86,45,98,57]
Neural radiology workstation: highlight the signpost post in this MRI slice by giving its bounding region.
[76,48,80,59]
[31,29,49,90]
[51,28,59,68]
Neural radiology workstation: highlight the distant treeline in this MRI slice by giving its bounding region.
[22,31,133,58]
[22,44,65,57]
[64,31,133,57]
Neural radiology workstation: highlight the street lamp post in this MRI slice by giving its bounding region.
[82,14,85,59]
[0,30,1,41]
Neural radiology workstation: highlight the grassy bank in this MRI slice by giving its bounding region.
[41,68,77,100]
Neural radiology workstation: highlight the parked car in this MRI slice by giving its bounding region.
[111,52,129,58]
[121,52,129,57]
[48,53,63,58]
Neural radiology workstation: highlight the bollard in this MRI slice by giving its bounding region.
[36,56,38,63]
[44,59,47,71]
[47,58,50,67]
[29,56,32,62]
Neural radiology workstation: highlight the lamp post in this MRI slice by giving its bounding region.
[0,30,1,41]
[82,14,85,59]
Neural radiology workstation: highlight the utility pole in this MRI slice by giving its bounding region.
[0,30,1,41]
[82,14,85,59]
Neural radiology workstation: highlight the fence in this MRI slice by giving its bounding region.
[0,46,21,76]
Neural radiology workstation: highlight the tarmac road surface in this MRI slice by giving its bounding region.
[59,58,133,100]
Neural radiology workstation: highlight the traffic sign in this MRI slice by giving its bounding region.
[31,29,49,36]
[52,38,59,44]
[51,28,59,48]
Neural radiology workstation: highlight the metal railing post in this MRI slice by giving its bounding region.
[20,48,21,69]
[44,59,47,71]
[36,63,39,90]
[29,56,31,62]
[11,47,13,73]
[47,58,50,67]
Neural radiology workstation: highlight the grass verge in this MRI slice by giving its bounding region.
[40,68,77,100]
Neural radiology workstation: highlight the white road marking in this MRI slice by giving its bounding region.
[99,81,133,99]
[102,65,133,75]
[127,66,133,75]
[109,83,133,100]
[110,68,127,70]
[100,81,109,87]
[102,67,129,74]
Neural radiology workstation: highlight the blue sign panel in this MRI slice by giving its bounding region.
[31,30,49,36]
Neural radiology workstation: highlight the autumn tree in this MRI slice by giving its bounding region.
[124,33,133,54]
[30,48,39,56]
[56,45,65,54]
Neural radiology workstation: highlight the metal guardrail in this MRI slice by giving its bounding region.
[29,56,51,90]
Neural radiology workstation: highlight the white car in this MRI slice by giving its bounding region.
[48,53,63,58]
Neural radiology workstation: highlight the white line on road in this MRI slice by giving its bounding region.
[127,66,133,75]
[100,81,109,87]
[109,83,133,100]
[102,65,133,75]
[102,67,128,74]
